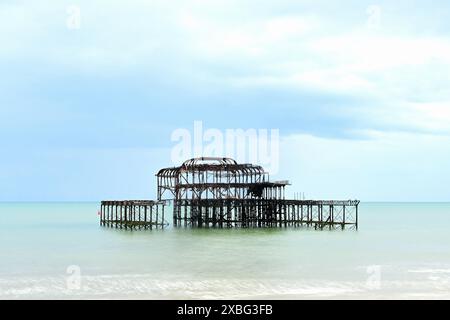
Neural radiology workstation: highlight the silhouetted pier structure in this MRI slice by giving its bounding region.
[172,199,358,230]
[100,157,359,230]
[100,200,167,229]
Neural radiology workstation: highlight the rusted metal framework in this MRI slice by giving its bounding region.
[100,157,359,230]
[157,157,287,201]
[155,157,359,229]
[172,199,359,229]
[100,200,167,230]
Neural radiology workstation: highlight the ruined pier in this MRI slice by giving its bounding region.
[100,157,359,230]
[172,199,358,230]
[100,200,167,229]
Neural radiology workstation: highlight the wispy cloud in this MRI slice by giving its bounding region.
[1,1,450,200]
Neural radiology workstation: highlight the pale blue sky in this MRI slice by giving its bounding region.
[1,0,450,201]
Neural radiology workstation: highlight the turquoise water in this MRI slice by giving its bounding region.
[1,202,450,299]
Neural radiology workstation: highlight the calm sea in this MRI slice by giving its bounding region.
[1,202,449,299]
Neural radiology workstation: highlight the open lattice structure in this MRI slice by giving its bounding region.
[154,157,359,229]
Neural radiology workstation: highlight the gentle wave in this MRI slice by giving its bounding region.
[408,268,450,274]
[0,275,366,299]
